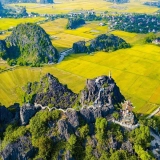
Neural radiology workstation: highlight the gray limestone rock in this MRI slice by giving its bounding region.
[0,106,13,124]
[20,103,40,125]
[72,41,87,53]
[40,0,54,4]
[0,135,36,160]
[65,150,75,160]
[79,75,124,108]
[57,119,73,140]
[65,110,79,130]
[121,141,133,153]
[0,40,7,56]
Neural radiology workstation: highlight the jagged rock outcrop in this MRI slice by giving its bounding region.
[24,73,77,109]
[0,73,154,160]
[106,0,129,3]
[65,110,79,130]
[0,106,13,124]
[0,2,5,17]
[0,1,2,9]
[57,120,74,140]
[72,41,87,53]
[108,136,118,149]
[66,18,85,29]
[0,0,36,4]
[79,106,113,124]
[64,150,75,160]
[0,135,36,160]
[144,1,160,7]
[40,0,54,4]
[2,23,59,65]
[121,141,133,153]
[79,75,124,108]
[0,40,7,56]
[20,0,36,2]
[20,103,40,125]
[0,104,20,133]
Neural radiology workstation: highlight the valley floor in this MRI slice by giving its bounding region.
[0,44,160,115]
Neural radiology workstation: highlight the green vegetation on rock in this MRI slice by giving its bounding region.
[0,23,59,66]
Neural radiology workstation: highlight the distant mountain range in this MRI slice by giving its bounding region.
[0,0,54,4]
[106,0,129,4]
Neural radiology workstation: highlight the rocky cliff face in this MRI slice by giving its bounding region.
[0,1,2,9]
[0,0,36,4]
[0,105,13,133]
[40,0,54,4]
[0,40,7,57]
[0,104,21,134]
[20,0,36,2]
[66,18,85,29]
[20,103,41,125]
[107,0,129,3]
[72,41,87,53]
[23,73,78,109]
[0,135,37,160]
[73,34,130,53]
[2,23,59,65]
[79,75,124,108]
[0,73,153,160]
[0,2,5,16]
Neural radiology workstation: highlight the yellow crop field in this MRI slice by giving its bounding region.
[0,44,160,115]
[54,44,160,114]
[111,30,147,44]
[9,0,159,14]
[0,17,45,31]
[40,19,108,51]
[0,32,11,40]
[40,19,68,35]
[0,66,85,106]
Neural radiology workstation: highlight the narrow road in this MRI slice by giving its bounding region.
[147,107,160,119]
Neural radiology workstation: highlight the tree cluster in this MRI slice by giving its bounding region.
[66,17,85,29]
[73,34,131,54]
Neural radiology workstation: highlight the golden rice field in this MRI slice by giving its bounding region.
[0,32,11,40]
[110,30,146,45]
[0,44,160,115]
[40,19,108,51]
[9,0,159,14]
[0,17,45,31]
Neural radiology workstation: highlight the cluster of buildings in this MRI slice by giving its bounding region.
[120,100,135,125]
[144,1,160,8]
[106,14,160,33]
[68,10,96,18]
[152,37,160,45]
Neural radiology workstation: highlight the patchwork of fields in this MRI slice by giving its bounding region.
[0,17,45,40]
[1,0,160,115]
[0,17,45,31]
[40,19,108,51]
[9,0,159,14]
[0,44,160,115]
[55,44,160,114]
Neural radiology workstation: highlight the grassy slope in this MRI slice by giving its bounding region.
[0,44,160,115]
